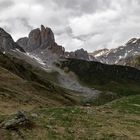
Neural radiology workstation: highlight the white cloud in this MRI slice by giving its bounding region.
[55,33,84,51]
[0,0,140,52]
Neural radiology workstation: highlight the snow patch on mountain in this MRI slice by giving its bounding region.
[26,53,46,66]
[90,38,140,64]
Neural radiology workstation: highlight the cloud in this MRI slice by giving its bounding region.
[0,0,140,52]
[0,0,14,11]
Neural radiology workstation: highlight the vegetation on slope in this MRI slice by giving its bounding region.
[0,95,140,140]
[59,58,140,103]
[0,53,81,115]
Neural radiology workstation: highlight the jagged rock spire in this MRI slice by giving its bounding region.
[17,25,56,52]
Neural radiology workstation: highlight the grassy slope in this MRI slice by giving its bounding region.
[0,66,79,114]
[0,53,81,114]
[0,95,140,140]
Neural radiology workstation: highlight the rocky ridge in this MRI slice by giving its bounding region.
[17,25,89,64]
[90,38,140,65]
[0,28,25,53]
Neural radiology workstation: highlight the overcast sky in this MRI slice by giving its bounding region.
[0,0,140,52]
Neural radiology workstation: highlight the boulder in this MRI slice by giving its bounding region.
[1,111,31,130]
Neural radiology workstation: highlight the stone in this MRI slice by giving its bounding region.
[1,111,31,130]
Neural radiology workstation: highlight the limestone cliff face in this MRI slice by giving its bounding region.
[40,25,55,49]
[28,28,41,51]
[17,25,64,56]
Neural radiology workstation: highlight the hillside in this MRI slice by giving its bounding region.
[0,52,81,115]
[58,58,140,104]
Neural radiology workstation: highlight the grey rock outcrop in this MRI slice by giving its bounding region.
[28,28,41,51]
[65,48,89,60]
[1,111,31,130]
[0,28,24,53]
[40,25,55,49]
[17,25,57,52]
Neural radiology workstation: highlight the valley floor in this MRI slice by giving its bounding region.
[0,95,140,140]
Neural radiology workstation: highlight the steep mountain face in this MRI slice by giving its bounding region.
[0,28,25,53]
[91,38,140,64]
[17,25,65,66]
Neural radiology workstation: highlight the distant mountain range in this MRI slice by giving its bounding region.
[90,38,140,69]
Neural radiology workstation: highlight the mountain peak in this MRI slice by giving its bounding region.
[0,27,24,53]
[0,27,12,39]
[17,25,56,52]
[91,37,140,64]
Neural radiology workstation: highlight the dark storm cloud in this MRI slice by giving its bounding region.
[0,0,140,51]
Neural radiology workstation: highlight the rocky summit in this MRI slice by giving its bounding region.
[16,25,90,67]
[17,25,64,55]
